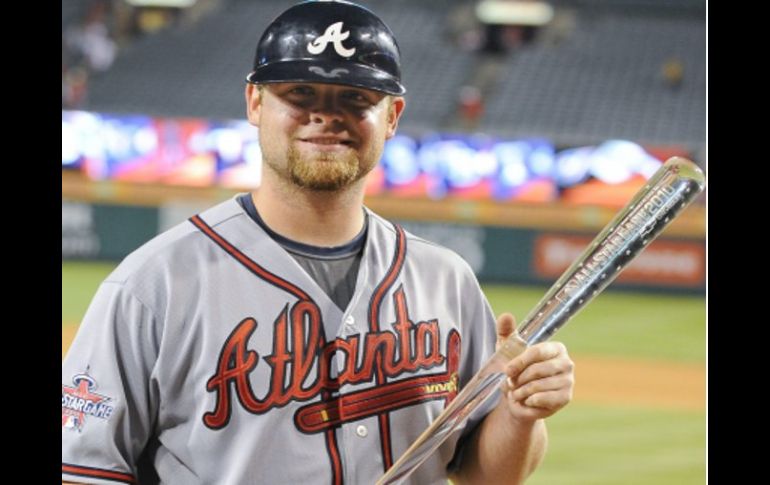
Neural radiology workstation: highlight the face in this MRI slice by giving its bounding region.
[246,82,405,192]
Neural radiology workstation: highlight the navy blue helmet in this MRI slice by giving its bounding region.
[246,0,406,95]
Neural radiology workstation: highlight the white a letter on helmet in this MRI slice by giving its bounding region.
[307,22,356,57]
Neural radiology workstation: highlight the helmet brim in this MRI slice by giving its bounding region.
[246,59,406,96]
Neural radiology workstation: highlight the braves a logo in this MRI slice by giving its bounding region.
[62,372,115,432]
[307,21,356,57]
[203,286,457,430]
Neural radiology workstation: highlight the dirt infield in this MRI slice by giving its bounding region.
[572,355,704,411]
[61,325,704,411]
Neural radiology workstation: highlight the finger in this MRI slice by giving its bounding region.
[512,356,574,388]
[509,374,573,403]
[521,389,573,410]
[505,342,567,378]
[495,313,516,350]
[496,313,516,339]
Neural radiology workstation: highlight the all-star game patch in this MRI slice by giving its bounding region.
[62,372,115,432]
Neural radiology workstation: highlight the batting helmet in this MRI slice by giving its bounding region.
[246,0,406,95]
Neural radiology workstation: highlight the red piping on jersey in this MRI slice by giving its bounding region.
[190,215,310,301]
[367,223,407,472]
[324,391,344,485]
[62,463,134,484]
[368,224,407,332]
[191,214,345,484]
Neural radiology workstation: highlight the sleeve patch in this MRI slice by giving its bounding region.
[62,371,116,432]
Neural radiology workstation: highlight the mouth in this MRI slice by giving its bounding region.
[299,137,355,149]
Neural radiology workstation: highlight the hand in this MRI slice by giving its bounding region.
[496,313,574,422]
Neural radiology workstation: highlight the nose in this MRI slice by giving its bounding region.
[310,90,344,124]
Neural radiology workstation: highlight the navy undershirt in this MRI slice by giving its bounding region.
[237,194,366,311]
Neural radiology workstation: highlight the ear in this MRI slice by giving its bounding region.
[245,84,262,127]
[384,96,406,139]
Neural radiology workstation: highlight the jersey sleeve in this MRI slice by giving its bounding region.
[62,280,160,484]
[446,266,501,473]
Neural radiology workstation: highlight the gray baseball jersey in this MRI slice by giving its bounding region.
[62,196,500,484]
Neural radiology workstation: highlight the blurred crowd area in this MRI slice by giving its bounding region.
[62,0,706,206]
[62,0,188,109]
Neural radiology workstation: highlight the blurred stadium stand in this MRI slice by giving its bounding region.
[478,10,705,147]
[64,0,705,153]
[62,0,89,27]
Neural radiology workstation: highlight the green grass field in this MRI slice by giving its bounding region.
[527,403,705,485]
[483,285,706,363]
[62,261,117,324]
[62,261,706,484]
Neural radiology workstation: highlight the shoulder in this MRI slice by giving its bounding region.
[366,209,477,280]
[105,197,251,288]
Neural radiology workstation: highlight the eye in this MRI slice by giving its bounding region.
[287,85,315,96]
[342,90,371,104]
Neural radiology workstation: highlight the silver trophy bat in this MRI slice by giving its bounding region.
[377,156,706,485]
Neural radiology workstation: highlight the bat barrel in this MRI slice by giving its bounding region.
[516,157,706,345]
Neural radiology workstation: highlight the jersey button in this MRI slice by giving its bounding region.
[355,425,368,438]
[344,316,355,327]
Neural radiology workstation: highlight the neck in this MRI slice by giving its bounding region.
[252,170,367,247]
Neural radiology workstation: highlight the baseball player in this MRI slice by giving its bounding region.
[62,1,574,484]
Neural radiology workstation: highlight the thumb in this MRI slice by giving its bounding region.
[496,313,517,349]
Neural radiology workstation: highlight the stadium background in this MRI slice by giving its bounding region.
[62,0,707,483]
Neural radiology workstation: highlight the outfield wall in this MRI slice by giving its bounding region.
[62,198,705,294]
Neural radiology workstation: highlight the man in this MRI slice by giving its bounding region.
[62,1,574,484]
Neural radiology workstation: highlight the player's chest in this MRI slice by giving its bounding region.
[171,254,460,348]
[175,273,457,367]
[158,274,462,433]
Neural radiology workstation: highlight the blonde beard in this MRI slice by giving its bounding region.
[284,145,374,191]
